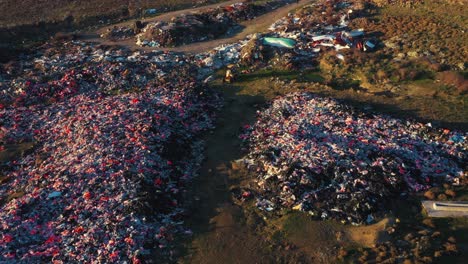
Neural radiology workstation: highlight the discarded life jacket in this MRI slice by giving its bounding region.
[356,41,364,51]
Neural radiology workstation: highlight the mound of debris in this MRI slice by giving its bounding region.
[240,92,466,224]
[239,34,268,66]
[136,13,233,47]
[136,0,292,47]
[0,42,198,107]
[0,42,221,262]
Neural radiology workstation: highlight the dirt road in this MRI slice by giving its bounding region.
[81,0,313,54]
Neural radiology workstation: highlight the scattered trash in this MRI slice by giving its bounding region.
[145,9,157,15]
[257,199,275,212]
[267,1,379,58]
[195,41,247,79]
[47,191,62,199]
[364,40,376,50]
[343,29,364,38]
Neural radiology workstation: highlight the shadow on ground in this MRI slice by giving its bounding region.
[178,83,275,264]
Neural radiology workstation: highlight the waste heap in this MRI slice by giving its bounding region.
[0,41,222,262]
[241,92,466,225]
[137,13,233,47]
[0,42,198,107]
[136,0,292,47]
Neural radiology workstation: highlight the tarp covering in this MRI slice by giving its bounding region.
[262,37,296,49]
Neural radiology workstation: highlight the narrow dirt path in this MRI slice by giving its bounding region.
[80,0,313,54]
[180,83,273,263]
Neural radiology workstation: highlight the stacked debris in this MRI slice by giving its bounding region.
[195,41,247,78]
[136,13,233,47]
[192,0,379,71]
[240,92,466,224]
[240,35,266,65]
[0,42,198,107]
[0,41,222,262]
[100,26,135,41]
[310,29,376,52]
[136,0,293,47]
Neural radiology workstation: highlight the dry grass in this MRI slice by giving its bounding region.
[437,71,468,94]
[308,0,468,128]
[350,0,467,70]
